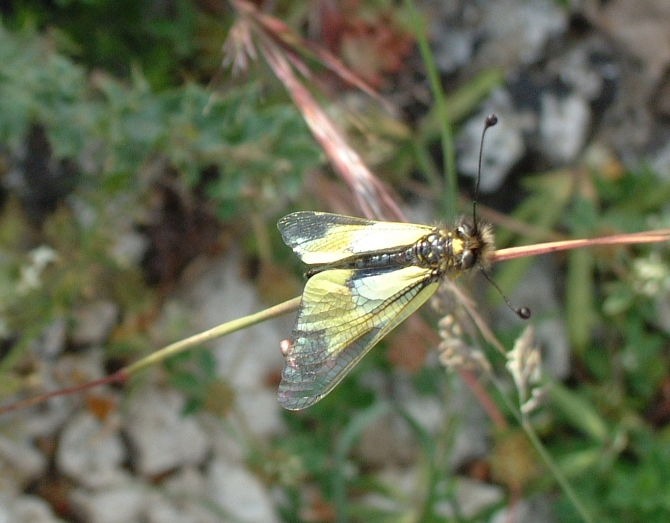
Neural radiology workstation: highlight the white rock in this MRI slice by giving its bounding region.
[0,435,47,493]
[124,387,209,476]
[163,465,207,496]
[14,395,73,440]
[70,484,146,523]
[435,477,505,518]
[400,394,444,435]
[71,300,119,346]
[540,92,591,163]
[0,493,66,523]
[361,467,416,514]
[198,416,246,464]
[446,381,491,471]
[207,459,279,523]
[650,138,670,179]
[482,0,568,67]
[552,42,616,102]
[144,502,197,523]
[14,350,107,440]
[144,490,219,523]
[184,253,286,435]
[53,348,107,384]
[535,317,571,380]
[234,389,284,436]
[147,467,219,523]
[598,0,670,83]
[56,411,128,489]
[110,230,149,268]
[356,409,416,467]
[491,495,554,523]
[144,501,186,523]
[432,29,475,73]
[33,317,67,358]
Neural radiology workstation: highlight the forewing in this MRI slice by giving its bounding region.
[278,211,433,265]
[278,265,439,410]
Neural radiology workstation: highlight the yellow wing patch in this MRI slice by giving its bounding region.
[278,265,438,410]
[278,211,433,265]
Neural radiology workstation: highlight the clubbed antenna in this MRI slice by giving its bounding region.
[474,114,531,320]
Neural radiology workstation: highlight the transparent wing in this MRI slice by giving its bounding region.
[278,211,433,265]
[278,265,439,410]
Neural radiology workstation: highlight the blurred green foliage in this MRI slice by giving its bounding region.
[4,0,221,89]
[0,21,321,376]
[0,24,321,212]
[494,167,670,523]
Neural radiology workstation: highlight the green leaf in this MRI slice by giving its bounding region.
[566,248,595,352]
[549,382,610,444]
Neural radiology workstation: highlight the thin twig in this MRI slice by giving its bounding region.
[0,297,302,416]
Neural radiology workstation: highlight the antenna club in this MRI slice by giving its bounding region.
[478,266,530,320]
[517,307,531,320]
[474,113,529,320]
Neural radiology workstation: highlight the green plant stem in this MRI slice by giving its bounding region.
[494,381,595,523]
[411,137,443,195]
[404,0,457,217]
[396,406,441,520]
[0,296,302,416]
[333,401,391,523]
[125,296,301,375]
[521,418,595,523]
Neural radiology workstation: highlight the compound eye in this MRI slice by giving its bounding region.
[459,249,476,270]
[458,223,477,238]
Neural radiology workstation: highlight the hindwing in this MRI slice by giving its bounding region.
[278,265,438,410]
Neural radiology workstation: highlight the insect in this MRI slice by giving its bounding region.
[277,114,528,410]
[277,211,506,410]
